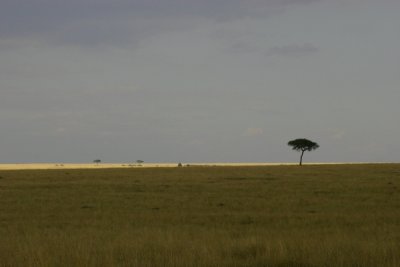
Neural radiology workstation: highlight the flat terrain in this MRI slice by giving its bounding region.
[0,164,399,266]
[0,162,375,170]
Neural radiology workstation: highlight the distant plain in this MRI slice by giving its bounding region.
[0,162,389,170]
[0,164,399,266]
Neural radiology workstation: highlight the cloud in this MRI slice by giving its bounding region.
[329,129,346,140]
[269,43,319,56]
[0,0,320,46]
[243,128,264,137]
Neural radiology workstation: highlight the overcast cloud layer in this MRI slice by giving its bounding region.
[1,0,399,163]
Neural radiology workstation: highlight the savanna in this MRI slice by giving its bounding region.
[0,164,399,266]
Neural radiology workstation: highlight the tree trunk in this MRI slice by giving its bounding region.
[299,150,305,166]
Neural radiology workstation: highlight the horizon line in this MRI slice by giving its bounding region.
[0,162,398,170]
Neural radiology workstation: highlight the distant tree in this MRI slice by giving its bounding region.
[93,159,101,164]
[287,138,319,166]
[136,160,144,164]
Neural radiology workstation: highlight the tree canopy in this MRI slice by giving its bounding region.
[288,138,319,165]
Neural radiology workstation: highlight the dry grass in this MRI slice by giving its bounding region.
[0,164,399,266]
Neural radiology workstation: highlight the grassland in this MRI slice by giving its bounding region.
[0,164,399,266]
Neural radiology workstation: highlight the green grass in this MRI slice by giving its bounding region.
[0,164,399,266]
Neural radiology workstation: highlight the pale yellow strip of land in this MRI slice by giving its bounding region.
[0,162,386,170]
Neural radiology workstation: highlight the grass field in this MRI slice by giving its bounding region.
[0,164,399,266]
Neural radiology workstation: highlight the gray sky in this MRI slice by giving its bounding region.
[1,0,399,163]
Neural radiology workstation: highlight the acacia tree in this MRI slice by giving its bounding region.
[287,138,319,166]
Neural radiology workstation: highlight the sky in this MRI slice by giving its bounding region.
[0,0,399,163]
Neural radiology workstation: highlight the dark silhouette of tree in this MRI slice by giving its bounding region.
[93,159,101,164]
[288,138,319,166]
